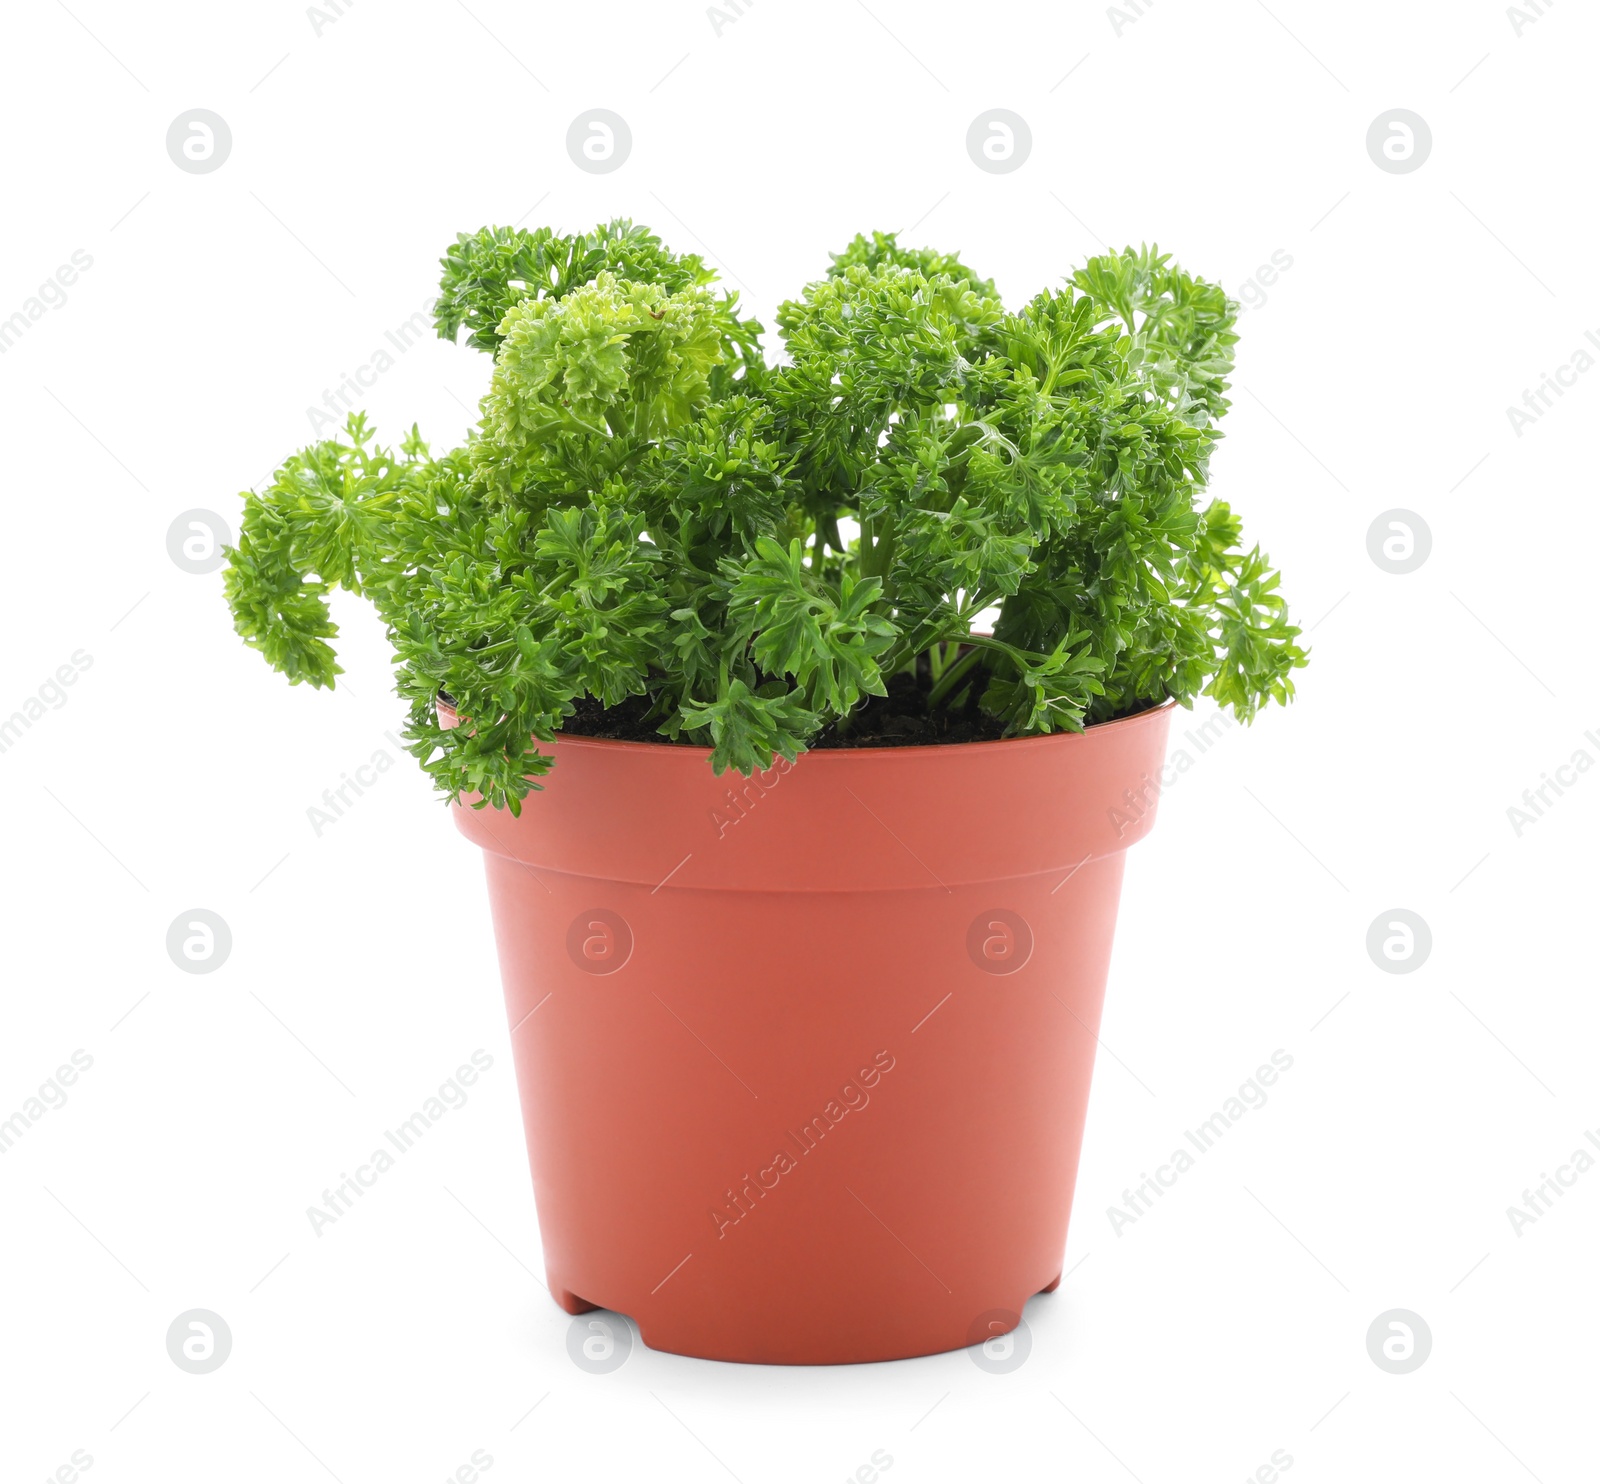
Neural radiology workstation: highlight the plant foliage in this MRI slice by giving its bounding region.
[224,221,1305,812]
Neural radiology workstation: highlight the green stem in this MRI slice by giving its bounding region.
[926,645,985,710]
[878,587,997,680]
[925,633,1020,711]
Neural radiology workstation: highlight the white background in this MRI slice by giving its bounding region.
[2,1,1597,1480]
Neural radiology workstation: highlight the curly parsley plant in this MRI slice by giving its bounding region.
[224,220,1305,812]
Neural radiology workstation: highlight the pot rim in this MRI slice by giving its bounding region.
[440,694,1180,763]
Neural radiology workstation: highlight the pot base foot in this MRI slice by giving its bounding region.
[552,1284,598,1316]
[627,1322,1003,1366]
[611,1300,1041,1366]
[1038,1272,1062,1294]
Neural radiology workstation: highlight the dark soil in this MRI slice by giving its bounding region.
[811,668,1007,748]
[560,691,668,742]
[558,658,1010,748]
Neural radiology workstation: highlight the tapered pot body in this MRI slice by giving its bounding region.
[450,701,1174,1364]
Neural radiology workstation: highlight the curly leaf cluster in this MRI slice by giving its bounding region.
[224,222,1306,812]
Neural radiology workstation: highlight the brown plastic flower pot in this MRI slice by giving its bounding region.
[446,699,1174,1364]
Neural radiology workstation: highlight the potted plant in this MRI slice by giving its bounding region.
[224,220,1305,1364]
